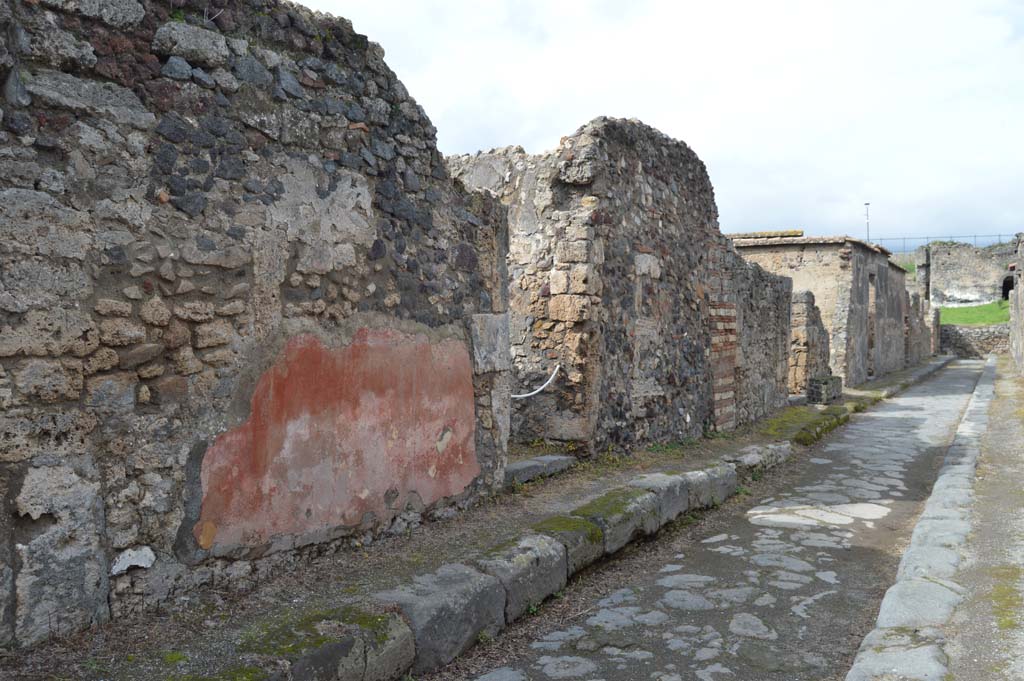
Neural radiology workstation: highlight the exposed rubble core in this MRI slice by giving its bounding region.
[788,290,832,396]
[450,120,791,450]
[0,0,511,647]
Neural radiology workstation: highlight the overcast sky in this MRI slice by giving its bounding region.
[302,1,1023,247]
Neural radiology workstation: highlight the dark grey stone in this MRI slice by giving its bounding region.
[372,564,505,674]
[161,56,193,80]
[475,534,567,623]
[171,192,207,217]
[191,67,216,89]
[3,68,30,108]
[233,55,273,87]
[276,66,306,99]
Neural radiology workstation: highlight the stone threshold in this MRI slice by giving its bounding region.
[844,355,996,681]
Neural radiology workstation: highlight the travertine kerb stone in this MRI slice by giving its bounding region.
[475,534,567,623]
[628,473,689,525]
[372,564,505,674]
[531,515,604,577]
[571,488,660,555]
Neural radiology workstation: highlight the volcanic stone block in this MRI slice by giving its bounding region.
[628,473,690,525]
[372,564,504,674]
[475,534,567,623]
[571,488,660,555]
[531,515,604,576]
[504,455,575,487]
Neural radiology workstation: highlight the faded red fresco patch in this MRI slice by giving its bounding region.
[194,329,478,554]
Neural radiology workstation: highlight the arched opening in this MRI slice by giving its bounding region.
[1003,275,1015,300]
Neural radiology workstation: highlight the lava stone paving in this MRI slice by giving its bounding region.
[471,361,985,681]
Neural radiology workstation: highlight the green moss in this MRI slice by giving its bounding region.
[162,651,188,665]
[339,606,392,646]
[238,608,348,657]
[572,488,648,521]
[533,515,604,545]
[988,565,1023,630]
[170,667,269,681]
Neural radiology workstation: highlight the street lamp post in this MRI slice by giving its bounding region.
[864,202,871,243]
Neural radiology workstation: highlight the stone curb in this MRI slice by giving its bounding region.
[845,356,996,681]
[263,357,950,681]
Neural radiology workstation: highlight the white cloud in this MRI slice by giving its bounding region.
[301,0,1024,244]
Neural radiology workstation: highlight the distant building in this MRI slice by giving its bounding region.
[729,233,934,387]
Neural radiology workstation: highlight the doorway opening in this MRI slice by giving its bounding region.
[1002,275,1015,300]
[867,272,877,379]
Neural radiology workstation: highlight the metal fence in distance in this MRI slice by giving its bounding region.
[876,234,1018,254]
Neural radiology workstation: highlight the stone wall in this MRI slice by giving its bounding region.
[1011,236,1024,371]
[927,241,1015,306]
[0,0,511,647]
[450,118,791,450]
[904,293,931,367]
[734,237,924,387]
[940,324,1010,358]
[788,291,831,395]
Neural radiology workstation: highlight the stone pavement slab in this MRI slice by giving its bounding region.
[465,361,984,681]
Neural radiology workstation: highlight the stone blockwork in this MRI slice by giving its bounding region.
[924,241,1015,306]
[0,0,511,647]
[450,119,790,451]
[788,290,831,396]
[939,324,1009,358]
[904,293,932,367]
[733,235,932,387]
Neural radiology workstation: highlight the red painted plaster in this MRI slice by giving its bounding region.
[194,329,478,553]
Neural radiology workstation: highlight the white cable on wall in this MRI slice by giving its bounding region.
[511,365,561,399]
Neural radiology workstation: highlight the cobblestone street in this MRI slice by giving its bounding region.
[470,361,985,681]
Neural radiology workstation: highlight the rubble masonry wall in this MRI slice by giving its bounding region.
[450,118,790,449]
[0,0,510,647]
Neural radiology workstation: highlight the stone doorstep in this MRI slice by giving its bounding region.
[503,454,577,488]
[844,356,996,681]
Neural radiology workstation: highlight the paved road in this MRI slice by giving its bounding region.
[471,361,984,681]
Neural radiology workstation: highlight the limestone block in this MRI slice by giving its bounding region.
[40,0,146,27]
[13,465,109,646]
[628,472,689,525]
[140,297,172,327]
[548,295,590,322]
[475,534,567,623]
[531,515,604,576]
[373,564,505,674]
[362,613,416,681]
[571,488,660,555]
[99,319,146,347]
[549,269,569,295]
[875,577,964,628]
[152,22,230,67]
[13,359,83,402]
[469,313,511,374]
[0,309,99,358]
[554,240,589,264]
[707,464,738,505]
[194,320,234,348]
[683,470,713,510]
[23,70,155,130]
